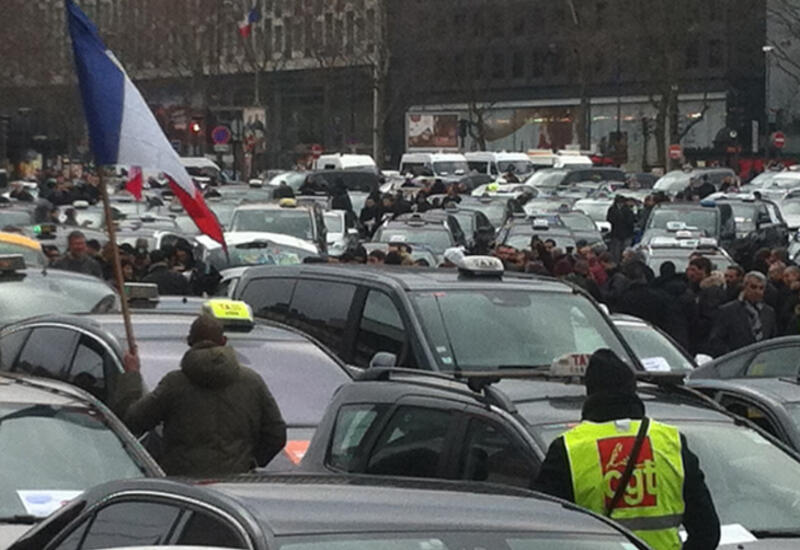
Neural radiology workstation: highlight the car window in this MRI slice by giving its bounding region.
[719,396,781,438]
[13,327,79,379]
[613,322,694,372]
[0,328,30,369]
[241,277,296,321]
[459,417,535,488]
[353,290,410,368]
[79,500,181,549]
[52,516,90,550]
[328,404,385,472]
[174,510,247,548]
[69,337,115,401]
[746,346,800,377]
[289,280,356,354]
[366,406,454,478]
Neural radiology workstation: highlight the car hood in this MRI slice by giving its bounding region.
[0,524,34,549]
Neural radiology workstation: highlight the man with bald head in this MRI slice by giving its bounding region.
[114,315,287,477]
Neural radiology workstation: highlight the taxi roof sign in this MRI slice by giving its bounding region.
[203,299,254,331]
[0,254,26,273]
[550,353,591,377]
[124,282,159,302]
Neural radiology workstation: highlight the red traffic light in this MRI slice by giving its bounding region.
[190,121,202,134]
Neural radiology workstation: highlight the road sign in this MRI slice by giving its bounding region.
[668,144,682,160]
[772,131,786,149]
[213,144,231,153]
[211,125,232,145]
[310,143,324,159]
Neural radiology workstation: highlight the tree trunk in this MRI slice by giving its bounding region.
[654,102,667,168]
[372,67,386,168]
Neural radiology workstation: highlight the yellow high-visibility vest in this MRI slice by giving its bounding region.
[563,418,685,550]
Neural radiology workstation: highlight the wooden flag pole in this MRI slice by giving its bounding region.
[98,168,137,354]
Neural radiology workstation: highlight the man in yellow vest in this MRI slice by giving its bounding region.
[533,349,720,550]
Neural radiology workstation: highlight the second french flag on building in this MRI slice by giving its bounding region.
[238,6,262,38]
[65,0,225,246]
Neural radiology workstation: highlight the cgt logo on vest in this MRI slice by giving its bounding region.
[597,436,657,508]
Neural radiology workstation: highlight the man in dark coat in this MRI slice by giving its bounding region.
[650,261,692,351]
[606,196,635,263]
[52,230,103,278]
[615,261,668,328]
[142,249,191,296]
[113,315,287,477]
[532,349,720,550]
[685,257,726,355]
[708,271,778,357]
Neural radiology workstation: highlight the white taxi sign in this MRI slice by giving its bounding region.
[550,353,591,377]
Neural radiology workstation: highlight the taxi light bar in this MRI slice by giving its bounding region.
[666,221,688,232]
[445,247,504,277]
[124,282,159,302]
[532,218,550,230]
[203,299,255,332]
[278,198,297,208]
[72,200,90,209]
[248,179,264,188]
[0,254,26,273]
[33,223,57,239]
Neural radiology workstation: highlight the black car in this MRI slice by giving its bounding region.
[9,475,648,550]
[231,260,641,372]
[497,215,577,252]
[689,335,800,380]
[372,212,465,257]
[640,202,732,248]
[0,309,353,469]
[712,196,790,263]
[688,376,800,451]
[300,368,800,545]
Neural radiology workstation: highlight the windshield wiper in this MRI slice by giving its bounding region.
[0,515,39,525]
[750,529,800,538]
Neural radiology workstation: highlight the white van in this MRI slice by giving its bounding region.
[527,149,593,170]
[314,153,378,173]
[465,152,534,177]
[180,157,222,185]
[399,152,469,179]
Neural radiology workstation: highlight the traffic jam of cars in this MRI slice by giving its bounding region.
[7,2,800,550]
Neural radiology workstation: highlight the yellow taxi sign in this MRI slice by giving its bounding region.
[203,299,254,331]
[278,198,297,208]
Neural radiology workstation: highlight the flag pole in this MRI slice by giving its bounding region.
[98,168,137,354]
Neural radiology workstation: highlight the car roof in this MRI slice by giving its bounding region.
[688,377,800,405]
[195,231,318,253]
[651,202,717,212]
[234,202,315,212]
[0,372,100,407]
[697,335,800,372]
[236,264,572,292]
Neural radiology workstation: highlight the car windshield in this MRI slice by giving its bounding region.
[411,290,630,371]
[783,202,800,216]
[772,176,800,189]
[270,172,308,191]
[208,202,238,229]
[647,253,732,274]
[324,213,344,233]
[575,201,611,222]
[373,228,453,253]
[206,242,313,270]
[613,321,693,372]
[498,160,534,175]
[0,403,143,517]
[172,215,199,235]
[748,172,779,187]
[647,208,718,236]
[525,170,569,187]
[0,277,116,324]
[507,230,575,252]
[559,213,597,232]
[654,171,691,191]
[725,203,757,233]
[0,242,45,267]
[277,532,634,550]
[531,419,800,535]
[231,209,314,241]
[472,203,506,227]
[451,213,474,234]
[433,161,468,176]
[125,336,349,426]
[0,210,33,227]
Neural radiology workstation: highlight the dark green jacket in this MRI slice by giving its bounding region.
[113,341,287,477]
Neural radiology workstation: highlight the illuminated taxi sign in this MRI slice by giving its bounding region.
[33,224,57,239]
[0,254,26,273]
[72,200,90,209]
[124,282,159,302]
[203,299,254,331]
[445,247,504,277]
[666,221,688,232]
[550,353,591,377]
[279,198,298,208]
[532,218,550,230]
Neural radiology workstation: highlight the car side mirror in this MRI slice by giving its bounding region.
[694,354,713,366]
[369,352,397,368]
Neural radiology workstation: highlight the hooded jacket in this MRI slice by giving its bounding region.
[113,341,287,477]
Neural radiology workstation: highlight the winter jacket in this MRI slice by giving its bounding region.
[532,392,720,550]
[142,263,191,296]
[113,341,287,477]
[606,204,635,240]
[708,300,778,357]
[52,254,103,278]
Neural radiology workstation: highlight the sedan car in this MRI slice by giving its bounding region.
[0,373,161,547]
[0,232,46,268]
[689,336,800,380]
[9,475,649,550]
[0,309,353,469]
[302,370,800,547]
[194,231,318,272]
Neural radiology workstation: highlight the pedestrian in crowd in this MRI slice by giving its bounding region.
[651,261,692,351]
[708,271,777,357]
[684,175,715,201]
[120,259,136,282]
[615,260,668,328]
[723,264,745,303]
[685,257,726,355]
[532,349,720,550]
[367,250,386,265]
[443,184,462,207]
[564,260,602,301]
[359,196,381,237]
[113,314,287,477]
[606,196,635,263]
[779,265,800,333]
[330,177,354,217]
[63,207,79,226]
[42,244,60,266]
[52,230,103,278]
[9,182,34,202]
[142,249,191,296]
[273,180,295,199]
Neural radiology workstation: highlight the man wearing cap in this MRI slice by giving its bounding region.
[532,349,719,550]
[113,315,287,477]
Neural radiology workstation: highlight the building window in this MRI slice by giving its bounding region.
[346,11,355,55]
[325,13,334,51]
[275,25,284,56]
[709,39,723,68]
[284,20,292,56]
[492,53,505,79]
[512,51,524,79]
[685,40,699,69]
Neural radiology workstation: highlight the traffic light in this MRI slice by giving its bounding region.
[190,120,202,135]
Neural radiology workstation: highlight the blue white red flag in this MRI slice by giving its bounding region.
[238,6,261,37]
[65,0,225,246]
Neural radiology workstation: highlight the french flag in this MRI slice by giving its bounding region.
[238,6,261,38]
[65,0,225,246]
